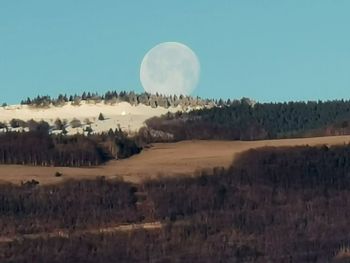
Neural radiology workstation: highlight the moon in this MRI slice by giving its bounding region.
[140,42,200,96]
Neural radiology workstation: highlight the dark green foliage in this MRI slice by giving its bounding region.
[98,112,105,121]
[54,118,65,130]
[113,128,141,159]
[19,90,214,109]
[21,95,51,107]
[27,119,50,133]
[84,126,93,134]
[15,93,350,142]
[9,119,27,129]
[0,122,7,129]
[54,172,62,177]
[146,100,350,141]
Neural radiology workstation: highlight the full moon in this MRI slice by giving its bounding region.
[140,42,200,96]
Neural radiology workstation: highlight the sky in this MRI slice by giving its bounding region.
[1,0,350,104]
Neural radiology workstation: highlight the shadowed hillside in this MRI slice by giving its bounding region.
[2,145,350,262]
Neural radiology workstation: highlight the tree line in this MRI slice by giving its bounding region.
[0,132,106,166]
[18,90,221,109]
[0,128,141,166]
[146,99,350,141]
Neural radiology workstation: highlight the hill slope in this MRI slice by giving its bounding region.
[1,135,350,184]
[0,101,186,134]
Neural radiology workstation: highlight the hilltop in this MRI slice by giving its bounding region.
[0,91,223,135]
[0,101,183,135]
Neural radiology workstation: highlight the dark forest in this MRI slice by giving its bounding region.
[2,145,350,262]
[0,129,141,166]
[146,99,350,141]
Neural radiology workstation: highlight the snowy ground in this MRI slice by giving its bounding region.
[0,101,187,135]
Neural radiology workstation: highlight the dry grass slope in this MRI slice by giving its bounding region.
[1,135,350,185]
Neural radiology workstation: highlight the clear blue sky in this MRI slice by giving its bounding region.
[1,1,350,104]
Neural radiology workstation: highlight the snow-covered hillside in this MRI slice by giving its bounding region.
[0,101,190,135]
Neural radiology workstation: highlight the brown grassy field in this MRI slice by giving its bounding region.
[1,135,350,185]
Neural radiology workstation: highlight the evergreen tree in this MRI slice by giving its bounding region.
[98,113,105,121]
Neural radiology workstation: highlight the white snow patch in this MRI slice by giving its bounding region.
[0,101,186,134]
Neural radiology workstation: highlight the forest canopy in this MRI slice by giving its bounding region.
[146,99,350,141]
